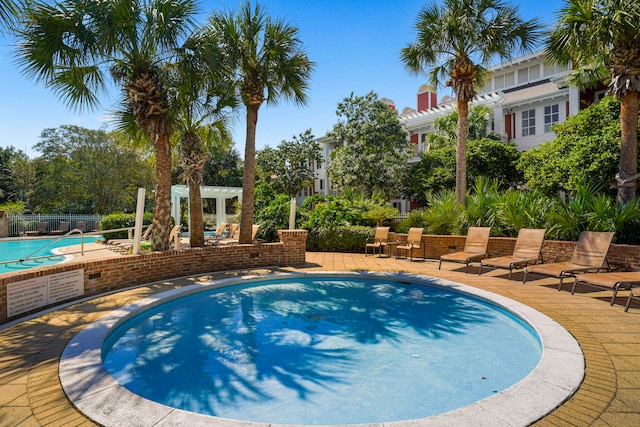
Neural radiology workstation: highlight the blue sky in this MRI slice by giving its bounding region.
[0,0,564,158]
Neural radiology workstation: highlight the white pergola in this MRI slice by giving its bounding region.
[171,185,242,234]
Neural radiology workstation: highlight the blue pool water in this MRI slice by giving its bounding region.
[103,277,542,425]
[0,236,98,274]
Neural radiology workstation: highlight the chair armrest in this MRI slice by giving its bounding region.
[607,262,629,272]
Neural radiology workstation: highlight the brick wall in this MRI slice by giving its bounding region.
[0,230,307,324]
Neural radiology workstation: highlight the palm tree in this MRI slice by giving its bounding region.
[546,0,640,204]
[204,1,314,243]
[0,0,17,33]
[16,0,197,251]
[170,36,239,247]
[401,0,541,205]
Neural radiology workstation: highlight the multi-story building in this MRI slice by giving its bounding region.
[307,50,606,211]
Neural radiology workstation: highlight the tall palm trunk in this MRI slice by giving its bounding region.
[180,132,207,247]
[455,99,470,205]
[152,133,173,251]
[240,104,259,243]
[189,183,205,246]
[618,91,639,204]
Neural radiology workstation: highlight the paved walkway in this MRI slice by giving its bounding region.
[1,252,639,426]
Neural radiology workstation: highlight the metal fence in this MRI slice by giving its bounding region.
[5,214,103,237]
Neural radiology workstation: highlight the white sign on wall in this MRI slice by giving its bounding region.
[7,269,84,318]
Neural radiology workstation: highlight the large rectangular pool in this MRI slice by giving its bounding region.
[0,236,99,274]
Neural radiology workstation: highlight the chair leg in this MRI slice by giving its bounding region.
[438,258,442,270]
[611,284,620,306]
[523,268,528,284]
[625,289,635,312]
[558,275,565,291]
[507,268,512,281]
[478,263,483,275]
[571,278,578,294]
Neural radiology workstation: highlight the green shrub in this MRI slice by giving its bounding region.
[396,211,427,233]
[0,201,26,215]
[422,190,464,235]
[361,205,400,227]
[100,212,154,240]
[255,194,291,242]
[307,226,374,252]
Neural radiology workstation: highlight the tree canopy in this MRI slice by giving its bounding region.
[327,91,410,198]
[518,96,628,196]
[401,0,541,204]
[405,137,521,204]
[30,125,154,214]
[17,0,199,250]
[545,0,640,203]
[203,1,314,243]
[257,130,321,199]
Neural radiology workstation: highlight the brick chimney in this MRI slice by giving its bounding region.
[417,84,438,112]
[380,97,396,110]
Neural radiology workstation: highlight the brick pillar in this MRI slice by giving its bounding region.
[278,229,308,266]
[0,215,8,238]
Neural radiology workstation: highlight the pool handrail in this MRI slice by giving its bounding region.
[21,228,88,262]
[3,226,134,267]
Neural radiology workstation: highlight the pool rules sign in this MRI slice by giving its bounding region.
[7,269,84,317]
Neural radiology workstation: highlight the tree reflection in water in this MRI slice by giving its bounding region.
[103,277,535,423]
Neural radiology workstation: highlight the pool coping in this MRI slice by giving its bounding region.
[59,271,584,427]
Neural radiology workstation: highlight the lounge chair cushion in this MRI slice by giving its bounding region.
[441,251,486,263]
[482,255,533,270]
[527,262,596,278]
[575,272,640,289]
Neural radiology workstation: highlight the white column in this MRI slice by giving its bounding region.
[569,86,580,116]
[493,105,505,139]
[132,188,146,255]
[171,194,181,228]
[216,197,226,228]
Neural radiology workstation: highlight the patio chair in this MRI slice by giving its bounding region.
[396,227,425,261]
[169,225,182,247]
[572,271,640,306]
[523,231,615,291]
[50,221,70,235]
[25,221,48,236]
[35,221,49,235]
[365,226,390,256]
[215,223,239,245]
[479,228,546,280]
[108,224,153,247]
[439,227,491,273]
[75,221,87,233]
[205,223,229,245]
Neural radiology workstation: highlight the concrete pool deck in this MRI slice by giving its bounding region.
[1,251,639,426]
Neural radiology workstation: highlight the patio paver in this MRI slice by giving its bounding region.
[1,252,639,426]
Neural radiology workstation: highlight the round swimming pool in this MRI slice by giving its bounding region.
[60,272,584,426]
